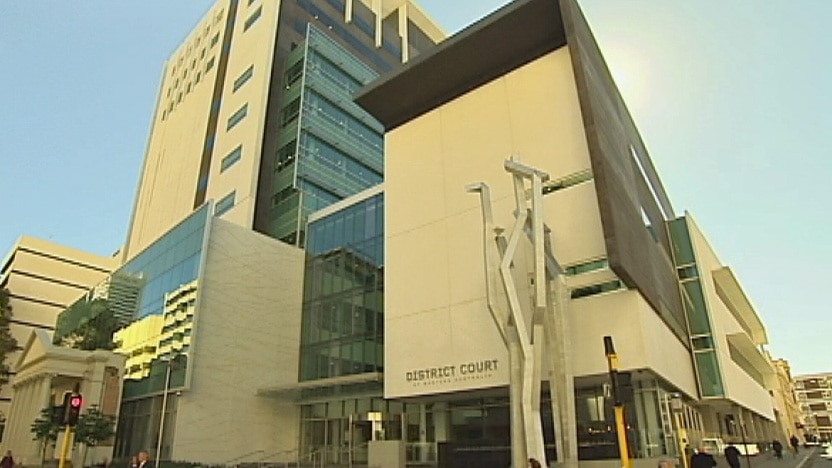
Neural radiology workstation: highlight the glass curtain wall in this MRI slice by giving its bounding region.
[300,192,384,381]
[575,379,689,460]
[668,217,725,398]
[112,204,210,459]
[269,24,383,246]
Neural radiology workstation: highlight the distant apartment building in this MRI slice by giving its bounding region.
[0,236,118,432]
[768,357,803,442]
[794,373,832,441]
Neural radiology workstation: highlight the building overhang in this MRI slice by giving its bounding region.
[726,332,775,379]
[713,266,768,345]
[257,372,383,401]
[356,0,566,131]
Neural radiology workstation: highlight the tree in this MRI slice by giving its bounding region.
[0,288,17,389]
[75,406,116,467]
[31,406,61,463]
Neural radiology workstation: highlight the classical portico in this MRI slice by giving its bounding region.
[2,330,125,467]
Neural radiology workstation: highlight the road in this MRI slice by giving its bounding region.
[714,447,824,468]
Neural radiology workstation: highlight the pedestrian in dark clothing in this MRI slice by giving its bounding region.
[724,442,742,468]
[790,435,800,455]
[0,451,13,468]
[772,440,783,459]
[691,447,717,468]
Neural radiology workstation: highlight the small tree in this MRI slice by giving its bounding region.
[0,288,18,389]
[75,405,116,467]
[31,406,61,463]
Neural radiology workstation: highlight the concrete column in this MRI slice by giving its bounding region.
[345,0,353,23]
[397,4,409,63]
[372,0,382,47]
[418,404,427,463]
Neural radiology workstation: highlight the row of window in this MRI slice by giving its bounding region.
[163,2,260,122]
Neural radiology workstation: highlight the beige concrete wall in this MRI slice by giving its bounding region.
[204,0,281,230]
[570,289,699,397]
[0,236,117,426]
[171,217,303,463]
[384,47,593,398]
[127,0,235,258]
[685,215,775,420]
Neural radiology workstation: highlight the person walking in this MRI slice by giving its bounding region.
[529,458,543,468]
[690,446,717,468]
[772,439,783,459]
[790,435,800,456]
[724,442,742,468]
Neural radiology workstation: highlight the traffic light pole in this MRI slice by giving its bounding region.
[57,425,73,468]
[604,336,632,468]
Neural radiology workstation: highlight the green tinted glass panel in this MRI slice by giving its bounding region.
[668,218,695,266]
[694,351,724,397]
[682,280,711,335]
[691,336,714,350]
[677,265,698,280]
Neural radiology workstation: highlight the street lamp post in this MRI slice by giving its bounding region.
[155,357,174,467]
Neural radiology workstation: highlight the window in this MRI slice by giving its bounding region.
[206,57,216,72]
[276,140,297,171]
[214,191,236,217]
[280,98,300,125]
[244,7,262,31]
[233,65,254,92]
[210,33,220,47]
[565,258,608,276]
[285,61,304,88]
[226,104,248,130]
[570,280,622,299]
[221,145,243,172]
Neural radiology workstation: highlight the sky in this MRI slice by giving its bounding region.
[1,1,830,375]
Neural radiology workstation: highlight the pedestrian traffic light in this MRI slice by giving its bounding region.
[64,393,82,426]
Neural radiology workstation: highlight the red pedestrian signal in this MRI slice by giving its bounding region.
[64,393,82,426]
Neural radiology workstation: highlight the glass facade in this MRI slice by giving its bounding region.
[575,380,689,461]
[299,391,554,466]
[111,205,210,459]
[269,24,384,246]
[300,192,384,381]
[668,217,725,397]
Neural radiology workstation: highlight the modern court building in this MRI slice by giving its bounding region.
[354,0,780,465]
[15,0,789,466]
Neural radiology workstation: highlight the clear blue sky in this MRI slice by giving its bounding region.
[1,1,829,375]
